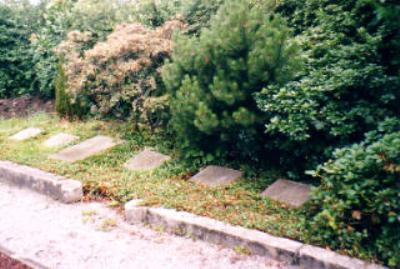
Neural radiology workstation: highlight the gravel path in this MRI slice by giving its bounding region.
[0,182,299,269]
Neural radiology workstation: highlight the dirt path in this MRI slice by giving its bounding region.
[0,182,299,269]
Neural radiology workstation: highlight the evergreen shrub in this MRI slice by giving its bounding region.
[163,0,301,162]
[256,0,400,170]
[55,59,86,119]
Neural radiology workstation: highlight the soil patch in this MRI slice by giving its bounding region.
[0,252,31,269]
[0,96,54,118]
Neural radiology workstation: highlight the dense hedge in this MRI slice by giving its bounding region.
[0,5,34,98]
[256,0,400,171]
[258,1,400,265]
[308,118,400,267]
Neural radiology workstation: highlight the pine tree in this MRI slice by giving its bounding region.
[163,0,301,161]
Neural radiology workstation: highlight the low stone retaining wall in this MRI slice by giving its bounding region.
[0,161,82,203]
[125,200,387,269]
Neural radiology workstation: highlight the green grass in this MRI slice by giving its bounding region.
[0,112,307,242]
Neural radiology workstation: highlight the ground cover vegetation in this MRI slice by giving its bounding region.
[0,0,399,267]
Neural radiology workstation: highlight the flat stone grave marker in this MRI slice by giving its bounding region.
[43,132,79,148]
[125,149,171,171]
[190,165,242,187]
[261,179,311,208]
[9,128,43,141]
[50,135,121,162]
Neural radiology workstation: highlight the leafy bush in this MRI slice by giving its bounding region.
[56,20,185,129]
[163,0,300,162]
[1,0,227,99]
[69,0,132,39]
[128,0,183,28]
[181,0,225,35]
[130,0,225,35]
[30,0,145,99]
[29,0,76,98]
[307,118,400,267]
[0,4,35,98]
[256,0,400,171]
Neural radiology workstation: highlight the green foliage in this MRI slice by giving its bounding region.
[0,0,231,99]
[29,0,75,98]
[55,60,83,119]
[256,0,400,171]
[54,63,71,118]
[30,0,144,99]
[0,4,34,98]
[307,118,400,267]
[130,0,183,27]
[181,0,225,35]
[129,0,225,35]
[163,0,301,162]
[69,0,130,39]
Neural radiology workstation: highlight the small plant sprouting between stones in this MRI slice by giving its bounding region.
[99,218,118,232]
[151,225,166,234]
[82,209,97,224]
[108,200,120,207]
[233,245,252,256]
[174,226,186,236]
[82,209,97,217]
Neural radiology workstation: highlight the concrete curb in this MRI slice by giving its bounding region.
[125,200,387,269]
[0,161,82,203]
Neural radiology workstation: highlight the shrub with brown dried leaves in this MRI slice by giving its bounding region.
[55,19,185,129]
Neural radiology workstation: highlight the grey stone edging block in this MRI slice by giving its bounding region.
[124,201,388,269]
[0,161,82,203]
[298,245,387,269]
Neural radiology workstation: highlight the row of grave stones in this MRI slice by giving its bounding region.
[8,127,312,207]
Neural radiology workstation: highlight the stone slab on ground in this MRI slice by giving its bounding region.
[50,135,121,162]
[9,128,43,141]
[124,149,171,171]
[43,133,79,148]
[0,161,82,203]
[190,165,242,187]
[0,182,298,269]
[124,202,388,269]
[261,179,311,208]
